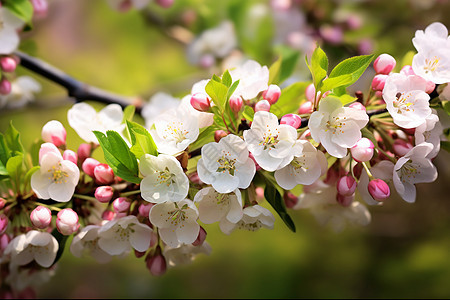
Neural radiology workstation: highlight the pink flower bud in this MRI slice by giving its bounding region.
[199,54,215,68]
[138,203,154,217]
[146,250,167,276]
[229,96,243,113]
[254,100,271,112]
[337,176,357,196]
[135,249,146,258]
[95,186,114,203]
[82,158,100,178]
[371,74,388,91]
[368,179,390,202]
[113,197,131,212]
[0,79,11,95]
[118,0,132,12]
[0,57,17,73]
[283,192,298,209]
[63,150,77,165]
[373,54,396,75]
[262,84,281,104]
[349,102,366,112]
[298,101,313,114]
[425,81,436,94]
[188,172,203,185]
[77,143,92,164]
[280,114,302,129]
[30,0,48,18]
[351,138,374,162]
[336,193,353,207]
[94,164,114,184]
[30,206,52,229]
[56,208,80,235]
[320,25,343,44]
[102,210,116,221]
[393,140,413,157]
[0,198,5,210]
[192,226,207,246]
[41,120,66,147]
[358,39,373,55]
[324,166,339,185]
[0,215,8,234]
[400,65,415,76]
[190,93,211,112]
[353,163,363,179]
[156,0,174,8]
[0,234,11,254]
[255,186,264,200]
[214,130,228,143]
[305,83,315,102]
[347,15,362,30]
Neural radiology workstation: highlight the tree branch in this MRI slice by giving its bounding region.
[15,51,144,113]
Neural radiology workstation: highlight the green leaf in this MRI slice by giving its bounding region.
[339,94,357,106]
[306,46,328,91]
[222,70,232,87]
[3,0,33,26]
[400,51,415,70]
[212,74,222,83]
[189,126,216,151]
[93,131,140,184]
[51,228,69,267]
[126,120,158,159]
[24,166,40,187]
[442,101,450,116]
[4,122,24,156]
[29,139,43,167]
[123,105,136,123]
[270,82,309,118]
[268,56,282,85]
[325,54,374,91]
[0,134,11,168]
[6,154,24,182]
[205,79,228,112]
[276,46,300,84]
[361,128,378,147]
[441,141,450,153]
[264,182,296,233]
[242,106,254,122]
[227,80,240,101]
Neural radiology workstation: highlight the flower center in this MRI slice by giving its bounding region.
[424,56,440,73]
[163,122,189,143]
[397,160,421,183]
[393,92,414,114]
[216,152,237,176]
[290,155,307,170]
[115,226,132,242]
[166,204,189,226]
[48,164,69,184]
[215,193,230,205]
[259,128,280,150]
[325,116,347,134]
[156,167,175,187]
[237,220,262,231]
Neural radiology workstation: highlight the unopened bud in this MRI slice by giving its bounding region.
[94,164,114,184]
[102,210,116,221]
[63,150,78,165]
[134,249,146,258]
[30,0,48,18]
[41,120,66,147]
[280,114,301,129]
[368,179,390,202]
[138,203,154,217]
[77,143,92,164]
[0,234,11,254]
[336,193,354,207]
[0,215,8,234]
[254,100,271,112]
[190,93,210,112]
[82,158,100,178]
[393,140,413,157]
[0,198,5,210]
[192,226,207,246]
[320,25,343,44]
[156,0,174,8]
[95,186,114,203]
[30,206,52,229]
[188,172,203,185]
[214,130,228,143]
[400,65,415,76]
[229,96,243,113]
[337,175,357,196]
[371,74,388,91]
[0,57,17,73]
[305,83,315,102]
[0,79,11,95]
[373,54,396,75]
[146,246,167,276]
[351,138,374,162]
[324,166,339,185]
[425,81,436,94]
[56,208,79,235]
[113,197,130,212]
[298,101,313,114]
[262,84,281,104]
[349,102,366,112]
[199,54,215,68]
[283,191,298,209]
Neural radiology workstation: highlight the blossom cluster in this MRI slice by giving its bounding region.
[0,4,450,296]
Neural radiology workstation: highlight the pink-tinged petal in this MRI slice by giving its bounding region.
[38,143,61,163]
[331,121,362,148]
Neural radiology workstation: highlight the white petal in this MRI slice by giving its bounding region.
[176,221,199,245]
[129,223,152,252]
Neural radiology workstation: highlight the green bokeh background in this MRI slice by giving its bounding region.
[1,0,450,298]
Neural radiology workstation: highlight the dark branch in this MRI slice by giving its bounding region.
[15,51,143,113]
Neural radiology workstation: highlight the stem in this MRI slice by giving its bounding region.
[73,193,97,202]
[375,145,397,163]
[221,113,231,133]
[33,202,62,212]
[120,190,141,197]
[362,161,374,180]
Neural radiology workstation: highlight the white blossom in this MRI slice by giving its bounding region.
[6,264,55,293]
[412,22,450,52]
[309,97,369,158]
[163,242,212,267]
[70,225,113,263]
[142,92,180,129]
[67,103,125,144]
[243,111,298,171]
[414,110,442,159]
[219,205,275,235]
[31,143,80,202]
[295,181,371,232]
[0,7,23,55]
[357,160,395,205]
[149,199,200,247]
[98,215,153,256]
[229,60,269,100]
[197,134,256,193]
[139,154,189,204]
[5,231,58,268]
[0,76,41,110]
[393,143,438,203]
[382,73,431,128]
[194,187,243,226]
[274,140,328,189]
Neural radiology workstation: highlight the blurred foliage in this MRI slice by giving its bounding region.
[2,0,450,298]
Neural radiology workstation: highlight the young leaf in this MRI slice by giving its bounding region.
[326,54,374,90]
[227,80,240,101]
[4,122,24,156]
[123,105,136,123]
[441,141,450,153]
[242,106,255,122]
[264,182,296,233]
[306,46,328,91]
[189,126,216,151]
[0,134,11,168]
[126,120,158,159]
[276,46,300,84]
[270,82,309,118]
[205,79,228,112]
[51,228,69,267]
[222,70,232,87]
[268,56,282,84]
[3,0,33,25]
